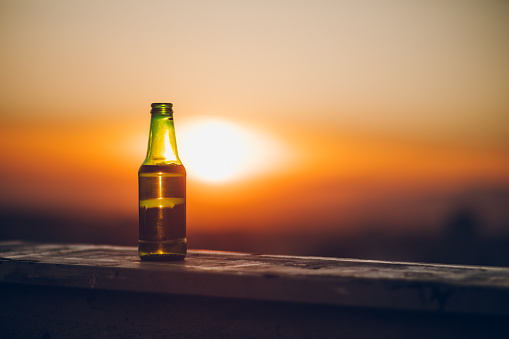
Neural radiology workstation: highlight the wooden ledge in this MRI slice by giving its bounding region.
[1,241,509,316]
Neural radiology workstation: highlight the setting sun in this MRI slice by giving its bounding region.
[178,118,289,183]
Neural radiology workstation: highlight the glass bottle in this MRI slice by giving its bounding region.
[138,103,186,261]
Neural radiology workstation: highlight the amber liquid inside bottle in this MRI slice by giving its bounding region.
[138,164,187,261]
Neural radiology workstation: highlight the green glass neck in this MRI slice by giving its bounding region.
[143,114,182,165]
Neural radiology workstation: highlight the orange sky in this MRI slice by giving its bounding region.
[1,1,509,237]
[0,117,507,237]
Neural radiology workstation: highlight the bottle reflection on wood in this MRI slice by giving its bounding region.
[138,103,187,261]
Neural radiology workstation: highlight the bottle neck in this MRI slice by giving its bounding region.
[143,114,182,165]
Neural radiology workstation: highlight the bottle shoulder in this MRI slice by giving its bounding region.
[139,164,186,175]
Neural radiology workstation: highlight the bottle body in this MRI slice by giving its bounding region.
[138,164,186,260]
[139,103,186,261]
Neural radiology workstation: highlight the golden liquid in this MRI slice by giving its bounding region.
[138,164,186,261]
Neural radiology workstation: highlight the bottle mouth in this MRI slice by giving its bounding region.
[151,103,173,115]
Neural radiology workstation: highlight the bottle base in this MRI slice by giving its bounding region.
[138,238,187,261]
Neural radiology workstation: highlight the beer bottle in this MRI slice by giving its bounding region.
[138,103,186,261]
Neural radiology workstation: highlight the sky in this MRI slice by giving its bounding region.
[1,0,509,243]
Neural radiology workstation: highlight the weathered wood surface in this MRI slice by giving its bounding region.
[1,240,509,316]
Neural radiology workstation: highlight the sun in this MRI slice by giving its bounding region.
[177,118,286,183]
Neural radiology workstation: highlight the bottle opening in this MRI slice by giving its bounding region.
[151,103,173,115]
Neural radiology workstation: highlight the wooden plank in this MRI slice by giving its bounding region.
[1,241,509,315]
[2,283,508,339]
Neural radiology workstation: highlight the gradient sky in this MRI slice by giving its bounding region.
[1,0,509,238]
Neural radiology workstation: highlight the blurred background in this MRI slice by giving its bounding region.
[1,0,508,266]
